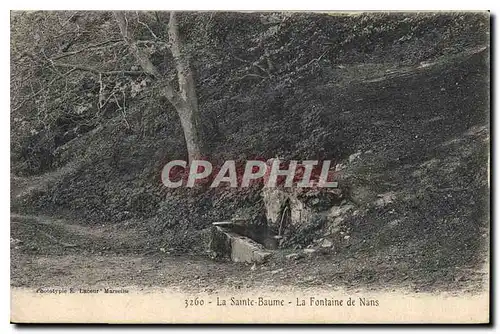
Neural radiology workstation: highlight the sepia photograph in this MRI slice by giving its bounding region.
[9,10,490,323]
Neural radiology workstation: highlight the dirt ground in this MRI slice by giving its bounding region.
[10,209,487,294]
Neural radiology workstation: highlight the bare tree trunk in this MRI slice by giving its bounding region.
[167,12,203,162]
[177,105,203,161]
[114,11,204,163]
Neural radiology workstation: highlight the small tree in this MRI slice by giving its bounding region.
[114,11,203,163]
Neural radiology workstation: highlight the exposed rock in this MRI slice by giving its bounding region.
[388,219,401,227]
[374,191,397,207]
[253,250,273,264]
[320,238,333,248]
[285,253,303,260]
[328,204,354,218]
[259,159,348,249]
[349,186,377,205]
[262,186,343,248]
[208,225,232,258]
[298,189,343,211]
[349,151,361,163]
[303,248,316,255]
[262,187,313,227]
[10,237,21,245]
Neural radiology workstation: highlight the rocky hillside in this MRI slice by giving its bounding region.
[11,12,489,262]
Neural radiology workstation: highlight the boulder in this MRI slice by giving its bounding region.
[303,248,316,255]
[320,238,333,248]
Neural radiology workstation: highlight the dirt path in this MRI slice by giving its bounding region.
[10,214,487,294]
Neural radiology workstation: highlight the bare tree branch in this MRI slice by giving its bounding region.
[52,39,124,60]
[53,62,144,76]
[136,11,158,39]
[115,12,160,78]
[114,11,184,108]
[12,68,76,111]
[113,11,204,162]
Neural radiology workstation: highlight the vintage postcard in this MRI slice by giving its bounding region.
[10,10,490,323]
